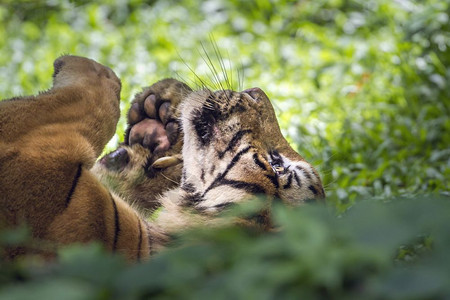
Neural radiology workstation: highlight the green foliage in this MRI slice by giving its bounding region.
[0,0,449,298]
[1,196,450,299]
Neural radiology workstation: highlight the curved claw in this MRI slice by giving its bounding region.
[151,154,183,169]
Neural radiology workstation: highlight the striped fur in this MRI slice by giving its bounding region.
[169,87,324,217]
[96,82,325,239]
[1,58,324,262]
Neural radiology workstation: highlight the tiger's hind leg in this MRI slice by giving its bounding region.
[0,56,150,261]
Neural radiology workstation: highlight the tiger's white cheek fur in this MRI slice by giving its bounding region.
[179,93,206,189]
[180,92,244,194]
[197,151,261,209]
[196,187,249,212]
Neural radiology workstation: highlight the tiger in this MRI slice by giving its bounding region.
[0,55,324,262]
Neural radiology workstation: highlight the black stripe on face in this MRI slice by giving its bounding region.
[65,164,82,207]
[193,96,221,146]
[184,192,205,205]
[220,179,266,194]
[308,185,319,195]
[196,201,235,213]
[209,164,216,175]
[296,165,312,180]
[181,182,196,193]
[213,202,234,210]
[110,195,120,252]
[203,146,252,196]
[218,129,252,159]
[293,171,302,187]
[265,174,279,189]
[253,153,267,171]
[137,219,143,262]
[223,146,252,176]
[283,173,293,189]
[201,168,205,183]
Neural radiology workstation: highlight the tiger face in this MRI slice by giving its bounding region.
[179,87,325,213]
[97,80,324,215]
[95,78,324,236]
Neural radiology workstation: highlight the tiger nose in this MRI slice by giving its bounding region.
[243,87,266,101]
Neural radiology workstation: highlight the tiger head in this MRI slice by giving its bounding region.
[95,81,324,218]
[179,87,325,213]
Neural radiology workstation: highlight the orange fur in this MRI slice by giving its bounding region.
[0,56,149,261]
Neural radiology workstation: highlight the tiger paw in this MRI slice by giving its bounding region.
[125,78,192,156]
[94,79,191,209]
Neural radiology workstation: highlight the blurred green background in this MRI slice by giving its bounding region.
[1,0,449,298]
[0,0,448,208]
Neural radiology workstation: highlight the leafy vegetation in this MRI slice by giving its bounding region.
[1,197,450,299]
[0,0,449,298]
